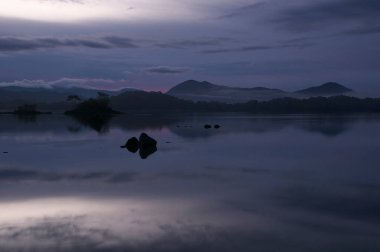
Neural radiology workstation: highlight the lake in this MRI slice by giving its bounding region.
[0,113,379,252]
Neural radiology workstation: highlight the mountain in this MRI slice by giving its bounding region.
[166,80,290,103]
[295,82,353,96]
[167,80,218,94]
[0,80,358,111]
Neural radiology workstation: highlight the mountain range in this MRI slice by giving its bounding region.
[166,80,354,103]
[0,80,354,109]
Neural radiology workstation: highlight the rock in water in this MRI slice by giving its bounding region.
[139,146,157,159]
[204,124,212,129]
[124,137,140,153]
[214,124,221,129]
[121,133,157,159]
[139,133,157,149]
[139,133,158,159]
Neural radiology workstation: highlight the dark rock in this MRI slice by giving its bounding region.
[204,124,212,129]
[123,137,140,153]
[214,124,221,129]
[139,146,157,159]
[139,133,157,149]
[139,133,158,159]
[121,133,158,159]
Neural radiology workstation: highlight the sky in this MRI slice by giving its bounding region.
[0,0,379,93]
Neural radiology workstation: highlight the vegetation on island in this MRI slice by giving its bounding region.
[11,104,52,115]
[65,92,120,116]
[65,93,121,133]
[14,104,39,115]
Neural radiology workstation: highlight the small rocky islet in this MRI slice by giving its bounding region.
[121,133,158,159]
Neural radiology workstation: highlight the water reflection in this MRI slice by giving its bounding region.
[15,113,38,123]
[0,113,379,251]
[1,113,379,137]
[68,113,112,133]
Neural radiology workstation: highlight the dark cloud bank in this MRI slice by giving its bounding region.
[144,66,190,74]
[272,0,380,33]
[0,36,138,52]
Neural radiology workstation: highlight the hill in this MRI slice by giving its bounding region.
[166,80,290,103]
[295,82,353,96]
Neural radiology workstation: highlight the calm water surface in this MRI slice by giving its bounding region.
[0,113,379,252]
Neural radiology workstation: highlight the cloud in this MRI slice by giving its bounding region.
[0,36,139,52]
[40,0,84,3]
[155,38,230,49]
[0,216,254,252]
[144,66,191,74]
[0,169,224,184]
[0,0,220,23]
[0,216,121,251]
[219,2,267,19]
[0,78,135,90]
[201,41,313,54]
[0,36,236,53]
[102,36,139,48]
[0,0,133,23]
[272,0,380,32]
[0,169,114,182]
[341,25,380,35]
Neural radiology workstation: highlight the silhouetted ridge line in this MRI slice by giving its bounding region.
[295,82,353,95]
[166,80,353,103]
[109,91,380,113]
[166,80,288,103]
